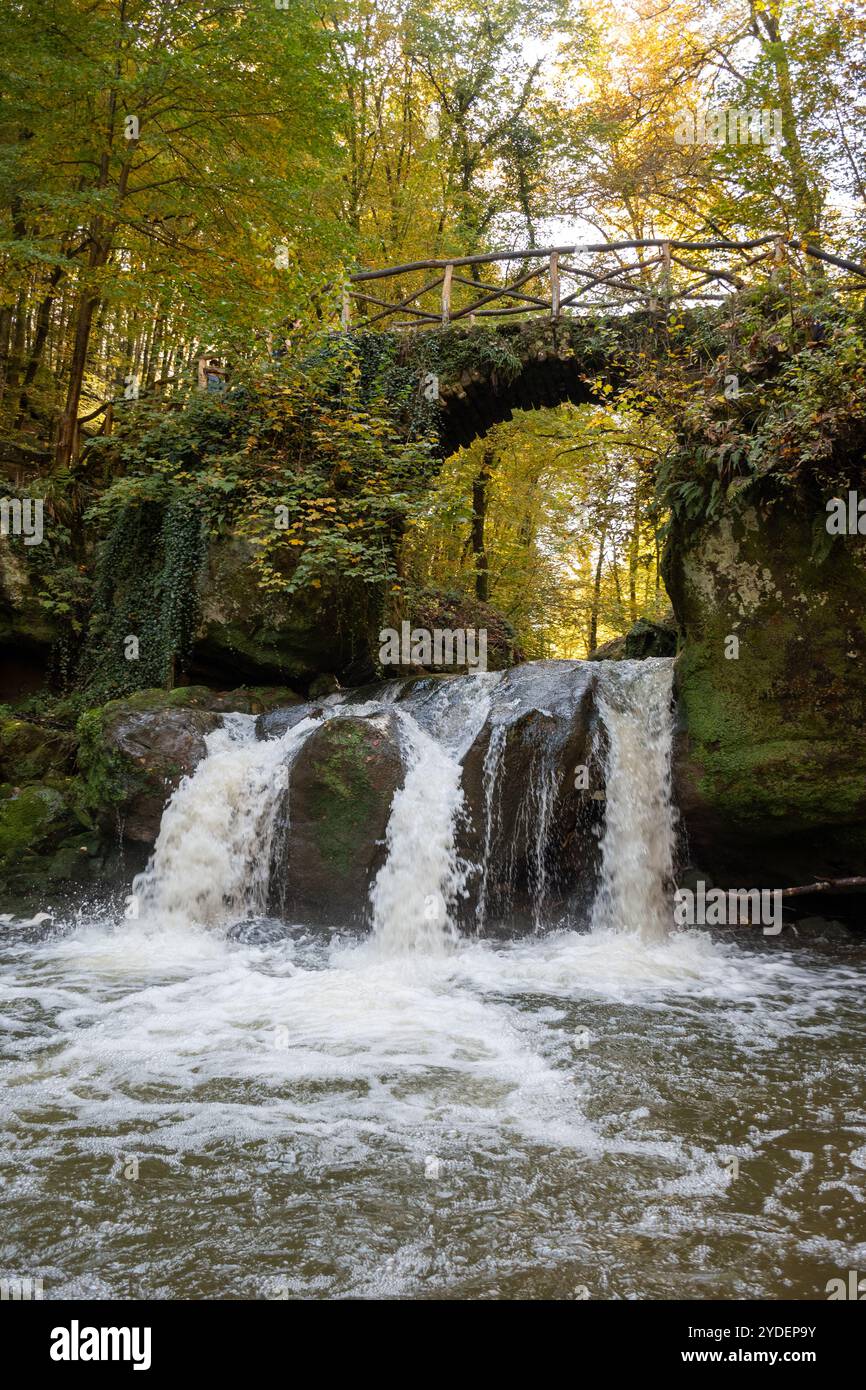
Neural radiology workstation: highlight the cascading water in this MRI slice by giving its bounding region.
[3,657,863,1302]
[475,722,506,934]
[367,714,467,953]
[521,748,561,932]
[134,713,312,925]
[369,675,499,951]
[135,677,499,950]
[134,659,676,945]
[590,658,677,939]
[134,653,678,939]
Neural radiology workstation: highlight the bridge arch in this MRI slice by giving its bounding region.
[429,318,639,457]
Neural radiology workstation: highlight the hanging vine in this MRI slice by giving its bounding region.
[78,489,207,701]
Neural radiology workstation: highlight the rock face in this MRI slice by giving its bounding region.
[588,615,678,662]
[623,616,678,660]
[193,537,378,687]
[0,545,55,699]
[268,712,405,927]
[255,703,326,741]
[665,497,866,887]
[0,785,70,875]
[456,663,602,930]
[88,706,221,844]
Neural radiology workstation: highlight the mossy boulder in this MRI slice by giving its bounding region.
[271,712,405,927]
[0,784,73,875]
[586,634,627,661]
[387,589,524,674]
[0,718,76,782]
[0,543,56,649]
[666,493,866,886]
[588,615,678,662]
[623,616,678,659]
[193,537,378,686]
[0,544,55,699]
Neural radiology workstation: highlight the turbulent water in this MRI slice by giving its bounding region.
[1,660,864,1300]
[592,661,676,941]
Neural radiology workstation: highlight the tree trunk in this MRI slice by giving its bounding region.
[628,488,641,625]
[757,9,822,240]
[471,449,495,602]
[55,280,103,470]
[0,302,13,401]
[588,527,608,654]
[16,266,65,422]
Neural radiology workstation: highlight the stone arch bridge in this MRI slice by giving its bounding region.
[342,236,865,456]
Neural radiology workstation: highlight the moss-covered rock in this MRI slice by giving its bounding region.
[624,616,678,660]
[666,491,866,885]
[588,614,678,662]
[0,784,73,873]
[389,589,524,674]
[194,537,378,686]
[0,543,57,650]
[0,717,76,782]
[272,712,405,927]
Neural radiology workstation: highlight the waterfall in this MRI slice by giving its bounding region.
[134,713,315,925]
[519,747,560,933]
[369,677,497,951]
[132,658,676,947]
[367,713,468,953]
[591,659,676,939]
[475,722,506,934]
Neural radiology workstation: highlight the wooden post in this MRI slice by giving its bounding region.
[441,263,453,326]
[341,288,351,331]
[550,251,560,321]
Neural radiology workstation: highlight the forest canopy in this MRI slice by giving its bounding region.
[1,0,865,683]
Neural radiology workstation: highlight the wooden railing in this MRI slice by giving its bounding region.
[341,236,866,331]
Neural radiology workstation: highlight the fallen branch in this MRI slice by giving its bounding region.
[779,877,866,898]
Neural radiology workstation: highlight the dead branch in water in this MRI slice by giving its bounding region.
[780,877,866,898]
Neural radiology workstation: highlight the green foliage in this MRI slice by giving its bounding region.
[0,0,344,450]
[656,301,866,530]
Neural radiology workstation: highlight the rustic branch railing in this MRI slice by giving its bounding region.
[340,237,866,331]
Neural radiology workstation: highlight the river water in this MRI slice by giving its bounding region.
[1,661,864,1300]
